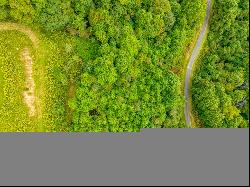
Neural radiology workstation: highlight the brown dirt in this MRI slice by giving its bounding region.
[0,23,40,117]
[21,48,36,117]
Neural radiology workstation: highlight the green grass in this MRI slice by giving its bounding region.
[37,31,79,132]
[0,31,36,131]
[0,27,80,132]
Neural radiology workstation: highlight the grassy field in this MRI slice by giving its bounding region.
[0,25,80,132]
[0,31,35,131]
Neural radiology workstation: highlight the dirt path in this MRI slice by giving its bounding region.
[21,48,36,117]
[0,22,39,117]
[184,0,212,127]
[0,23,39,48]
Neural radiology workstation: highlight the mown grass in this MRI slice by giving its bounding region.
[0,31,36,131]
[0,26,80,132]
[37,31,80,132]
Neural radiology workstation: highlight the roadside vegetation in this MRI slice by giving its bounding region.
[192,0,249,128]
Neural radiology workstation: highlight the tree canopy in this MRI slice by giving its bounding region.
[192,0,249,128]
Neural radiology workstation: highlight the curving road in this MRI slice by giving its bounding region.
[184,0,212,128]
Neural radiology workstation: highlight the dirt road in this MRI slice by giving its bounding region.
[0,23,39,117]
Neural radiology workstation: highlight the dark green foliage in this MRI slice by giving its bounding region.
[6,0,45,23]
[192,0,249,128]
[37,0,74,31]
[0,0,8,20]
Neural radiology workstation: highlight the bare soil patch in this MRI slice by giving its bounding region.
[21,48,36,117]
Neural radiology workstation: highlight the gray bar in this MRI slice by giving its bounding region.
[0,129,248,186]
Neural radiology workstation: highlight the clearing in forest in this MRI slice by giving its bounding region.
[0,23,76,132]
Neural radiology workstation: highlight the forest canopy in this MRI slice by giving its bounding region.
[192,0,249,128]
[1,0,248,131]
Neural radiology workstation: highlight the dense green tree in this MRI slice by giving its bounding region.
[68,0,205,131]
[192,0,249,128]
[0,0,8,20]
[7,0,45,23]
[37,0,74,31]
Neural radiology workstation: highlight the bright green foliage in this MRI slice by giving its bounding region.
[192,0,249,128]
[1,0,213,131]
[68,0,207,132]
